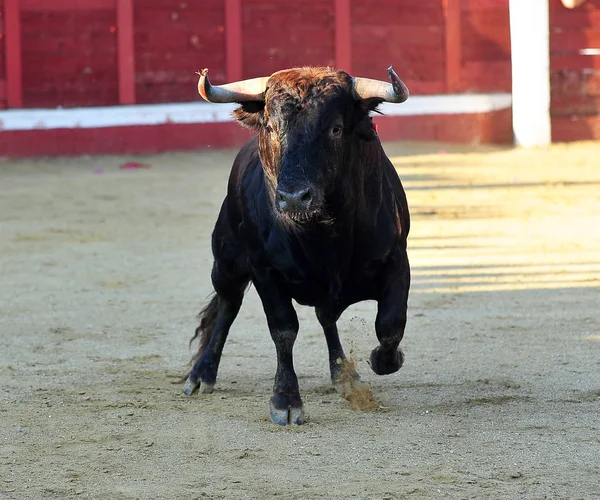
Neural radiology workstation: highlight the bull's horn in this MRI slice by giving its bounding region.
[197,68,269,103]
[351,66,409,103]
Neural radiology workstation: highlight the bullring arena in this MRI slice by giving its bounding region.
[1,140,598,498]
[1,0,600,498]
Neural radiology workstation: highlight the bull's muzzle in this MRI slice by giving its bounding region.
[276,186,314,216]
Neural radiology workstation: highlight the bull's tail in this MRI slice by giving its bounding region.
[189,293,220,364]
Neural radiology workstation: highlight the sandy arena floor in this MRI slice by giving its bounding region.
[1,141,599,499]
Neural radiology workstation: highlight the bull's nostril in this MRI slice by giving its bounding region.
[300,190,312,209]
[300,190,312,205]
[276,191,288,211]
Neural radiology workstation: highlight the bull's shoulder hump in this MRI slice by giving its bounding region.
[228,137,260,187]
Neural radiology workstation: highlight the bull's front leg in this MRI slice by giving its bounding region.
[370,247,410,375]
[315,308,361,390]
[253,277,303,426]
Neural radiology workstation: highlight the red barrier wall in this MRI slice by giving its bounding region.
[550,0,600,141]
[0,0,597,156]
[0,0,515,109]
[459,0,511,92]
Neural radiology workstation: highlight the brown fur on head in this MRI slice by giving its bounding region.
[233,68,366,182]
[266,66,351,102]
[232,67,382,226]
[232,67,379,166]
[232,67,354,128]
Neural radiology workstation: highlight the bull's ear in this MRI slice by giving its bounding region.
[232,101,266,130]
[354,98,383,141]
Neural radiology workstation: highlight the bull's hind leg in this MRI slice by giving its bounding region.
[370,247,410,375]
[315,308,360,390]
[183,262,249,395]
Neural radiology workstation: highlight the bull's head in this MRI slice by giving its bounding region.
[197,66,409,224]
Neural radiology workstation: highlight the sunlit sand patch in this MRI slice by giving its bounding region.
[412,281,600,294]
[583,334,600,341]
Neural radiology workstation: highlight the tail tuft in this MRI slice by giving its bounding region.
[189,293,220,364]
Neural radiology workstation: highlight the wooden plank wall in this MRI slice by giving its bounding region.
[0,0,6,108]
[0,0,509,109]
[0,0,514,110]
[550,0,600,141]
[351,0,446,94]
[0,0,597,143]
[20,4,118,108]
[134,0,226,104]
[459,0,511,92]
[242,0,336,78]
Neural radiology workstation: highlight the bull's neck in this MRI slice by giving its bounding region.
[331,139,385,226]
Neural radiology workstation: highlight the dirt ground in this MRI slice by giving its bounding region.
[1,140,599,500]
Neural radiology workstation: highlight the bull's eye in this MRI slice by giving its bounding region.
[330,125,343,139]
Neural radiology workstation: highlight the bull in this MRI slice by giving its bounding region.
[184,66,411,425]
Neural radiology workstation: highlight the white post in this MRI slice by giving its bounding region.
[509,0,551,147]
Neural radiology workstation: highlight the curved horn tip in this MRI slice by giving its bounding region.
[386,65,409,102]
[197,68,211,100]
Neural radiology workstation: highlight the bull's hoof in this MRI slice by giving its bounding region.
[269,393,304,425]
[183,376,214,396]
[369,346,404,375]
[269,404,304,426]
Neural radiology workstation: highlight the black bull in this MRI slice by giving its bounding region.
[183,66,411,425]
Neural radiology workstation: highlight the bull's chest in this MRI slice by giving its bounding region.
[261,227,384,307]
[262,228,342,303]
